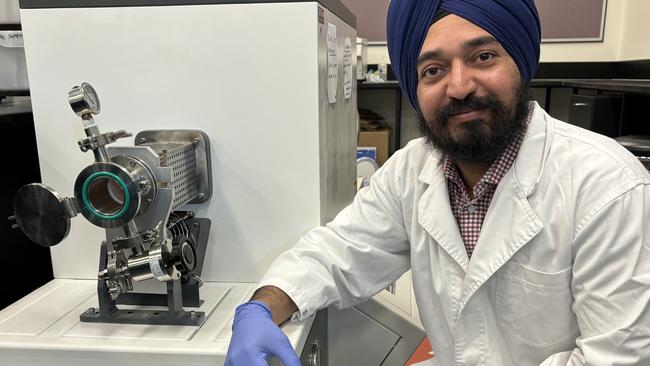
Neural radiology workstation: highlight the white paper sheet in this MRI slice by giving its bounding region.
[327,23,338,104]
[0,31,23,48]
[343,37,353,100]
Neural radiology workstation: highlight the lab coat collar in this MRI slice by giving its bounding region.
[457,168,544,312]
[416,143,470,270]
[512,101,554,198]
[417,168,470,271]
[417,147,442,185]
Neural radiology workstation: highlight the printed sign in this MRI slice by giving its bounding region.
[327,23,338,104]
[0,31,23,48]
[343,38,353,100]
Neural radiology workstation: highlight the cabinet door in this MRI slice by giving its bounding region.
[328,306,399,366]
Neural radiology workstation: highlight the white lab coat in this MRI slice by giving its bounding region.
[260,102,650,365]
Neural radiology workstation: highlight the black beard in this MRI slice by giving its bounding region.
[417,82,531,163]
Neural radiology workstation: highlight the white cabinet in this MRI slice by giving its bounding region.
[373,271,423,329]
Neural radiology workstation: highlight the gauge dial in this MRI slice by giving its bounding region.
[81,83,100,114]
[68,82,101,117]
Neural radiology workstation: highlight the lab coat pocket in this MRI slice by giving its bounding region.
[495,262,579,348]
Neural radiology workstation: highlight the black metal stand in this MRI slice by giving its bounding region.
[79,215,211,326]
[80,278,206,326]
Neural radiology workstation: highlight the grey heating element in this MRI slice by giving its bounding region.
[146,141,198,209]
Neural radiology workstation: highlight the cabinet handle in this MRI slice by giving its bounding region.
[308,339,322,366]
[572,102,589,107]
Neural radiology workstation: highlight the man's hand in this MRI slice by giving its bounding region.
[224,300,301,366]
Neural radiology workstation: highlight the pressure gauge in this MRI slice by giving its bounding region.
[68,82,101,117]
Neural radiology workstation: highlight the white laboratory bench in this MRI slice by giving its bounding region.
[0,279,313,366]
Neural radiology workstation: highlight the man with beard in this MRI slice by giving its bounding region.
[225,1,650,365]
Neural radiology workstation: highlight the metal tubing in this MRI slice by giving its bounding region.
[126,254,155,282]
[84,121,111,163]
[123,221,144,255]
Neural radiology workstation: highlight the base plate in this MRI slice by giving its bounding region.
[80,308,206,326]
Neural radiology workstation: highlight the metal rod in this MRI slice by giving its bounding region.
[124,221,145,255]
[83,118,111,163]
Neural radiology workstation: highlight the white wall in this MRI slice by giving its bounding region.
[618,0,650,61]
[366,0,650,64]
[539,0,623,62]
[368,43,391,65]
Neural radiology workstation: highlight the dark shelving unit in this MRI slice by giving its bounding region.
[358,81,402,152]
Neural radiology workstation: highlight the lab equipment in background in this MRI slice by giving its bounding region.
[356,37,367,80]
[357,146,377,161]
[12,82,212,325]
[356,145,379,190]
[568,94,622,138]
[615,135,650,171]
[378,63,388,82]
[356,156,379,190]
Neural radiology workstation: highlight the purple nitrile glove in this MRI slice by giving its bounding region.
[224,300,301,366]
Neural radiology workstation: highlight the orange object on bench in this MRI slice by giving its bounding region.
[405,337,434,365]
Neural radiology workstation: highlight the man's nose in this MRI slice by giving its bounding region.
[446,61,477,100]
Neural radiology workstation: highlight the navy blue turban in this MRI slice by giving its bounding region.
[387,0,541,110]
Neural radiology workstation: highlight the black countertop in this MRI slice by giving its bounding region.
[360,79,650,95]
[531,79,650,94]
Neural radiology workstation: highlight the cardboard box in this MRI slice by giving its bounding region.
[358,128,390,166]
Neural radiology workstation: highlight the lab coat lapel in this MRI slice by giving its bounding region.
[458,171,543,311]
[417,159,469,272]
[457,102,551,311]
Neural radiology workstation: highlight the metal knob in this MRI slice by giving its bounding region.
[307,339,322,366]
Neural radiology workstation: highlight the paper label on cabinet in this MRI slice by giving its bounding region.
[0,31,23,48]
[327,23,338,104]
[343,37,352,100]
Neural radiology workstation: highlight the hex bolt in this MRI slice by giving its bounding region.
[189,311,198,318]
[138,137,147,144]
[198,193,206,200]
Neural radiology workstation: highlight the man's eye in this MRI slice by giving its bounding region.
[477,52,495,62]
[422,67,440,78]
